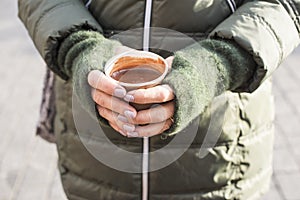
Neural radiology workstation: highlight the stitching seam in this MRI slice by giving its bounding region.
[287,0,300,34]
[237,13,283,65]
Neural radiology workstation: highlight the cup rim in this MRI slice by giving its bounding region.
[104,50,169,89]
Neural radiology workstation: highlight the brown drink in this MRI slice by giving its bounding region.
[105,51,168,90]
[109,56,165,86]
[105,51,168,110]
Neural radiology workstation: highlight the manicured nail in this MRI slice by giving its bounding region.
[113,87,126,98]
[124,94,134,102]
[124,110,136,119]
[117,115,128,123]
[127,132,139,138]
[123,124,135,133]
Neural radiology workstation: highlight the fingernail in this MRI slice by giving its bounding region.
[114,87,126,98]
[124,110,136,119]
[117,115,128,123]
[123,124,135,132]
[124,94,134,102]
[127,132,139,138]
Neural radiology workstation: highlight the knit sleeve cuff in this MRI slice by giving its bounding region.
[162,50,223,136]
[62,31,122,126]
[161,39,256,136]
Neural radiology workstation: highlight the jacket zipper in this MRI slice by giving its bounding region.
[142,0,153,199]
[142,1,234,199]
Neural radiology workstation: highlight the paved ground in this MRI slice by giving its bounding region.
[0,1,300,200]
[0,1,66,200]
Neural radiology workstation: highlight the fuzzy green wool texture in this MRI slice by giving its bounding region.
[163,39,256,136]
[58,30,122,121]
[57,30,256,136]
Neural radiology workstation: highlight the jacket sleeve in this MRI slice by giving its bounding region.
[161,39,256,136]
[210,0,300,92]
[18,0,103,79]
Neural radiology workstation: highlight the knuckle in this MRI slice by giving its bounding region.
[167,102,175,115]
[141,90,147,100]
[98,106,106,117]
[164,119,172,130]
[95,93,106,106]
[135,116,145,124]
[157,91,167,101]
[97,97,105,106]
[91,90,98,102]
[90,75,104,89]
[134,89,146,103]
[101,78,110,89]
[136,113,150,124]
[154,106,167,122]
[94,73,105,88]
[161,107,169,119]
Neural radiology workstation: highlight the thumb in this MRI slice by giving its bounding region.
[165,56,174,71]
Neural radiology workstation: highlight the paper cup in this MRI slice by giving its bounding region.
[104,50,168,91]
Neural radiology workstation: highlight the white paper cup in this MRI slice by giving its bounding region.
[104,50,168,91]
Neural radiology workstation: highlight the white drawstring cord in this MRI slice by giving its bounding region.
[85,0,92,8]
[142,137,149,200]
[143,0,152,51]
[142,0,153,199]
[226,0,236,13]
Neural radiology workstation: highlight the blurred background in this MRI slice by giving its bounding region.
[0,1,300,200]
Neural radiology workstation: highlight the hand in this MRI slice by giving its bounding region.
[121,84,175,137]
[88,70,137,137]
[88,56,175,138]
[119,56,175,138]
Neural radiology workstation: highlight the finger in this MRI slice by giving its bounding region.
[165,56,174,71]
[124,84,174,104]
[131,101,174,125]
[127,119,173,138]
[97,106,125,135]
[92,90,137,118]
[97,106,135,136]
[109,121,127,137]
[88,70,126,98]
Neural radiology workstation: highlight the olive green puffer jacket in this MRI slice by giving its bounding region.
[18,0,300,199]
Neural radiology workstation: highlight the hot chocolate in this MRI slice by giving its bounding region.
[109,56,165,86]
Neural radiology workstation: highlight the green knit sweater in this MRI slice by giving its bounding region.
[58,31,122,123]
[162,40,255,136]
[57,30,256,136]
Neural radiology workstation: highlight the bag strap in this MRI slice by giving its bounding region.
[36,68,56,143]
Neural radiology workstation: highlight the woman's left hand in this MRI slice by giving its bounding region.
[122,84,175,137]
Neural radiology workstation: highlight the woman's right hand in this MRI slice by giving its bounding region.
[88,70,137,137]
